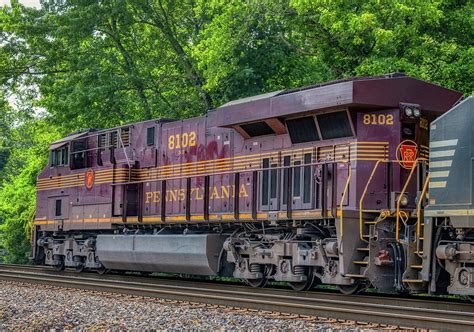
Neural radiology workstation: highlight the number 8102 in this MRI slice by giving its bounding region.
[363,114,394,125]
[168,131,197,150]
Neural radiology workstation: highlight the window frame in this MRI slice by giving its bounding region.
[55,199,62,217]
[50,145,70,168]
[146,126,156,146]
[70,139,87,170]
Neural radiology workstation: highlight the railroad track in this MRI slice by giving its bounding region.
[1,264,473,331]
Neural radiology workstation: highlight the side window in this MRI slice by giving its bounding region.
[97,133,107,166]
[71,140,86,169]
[55,199,62,217]
[147,127,155,146]
[51,146,69,167]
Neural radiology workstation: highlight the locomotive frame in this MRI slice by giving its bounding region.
[32,74,473,296]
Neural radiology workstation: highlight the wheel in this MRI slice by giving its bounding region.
[140,271,152,277]
[246,278,268,288]
[74,263,84,273]
[337,283,362,295]
[53,258,65,272]
[97,264,108,275]
[289,268,318,291]
[245,264,272,288]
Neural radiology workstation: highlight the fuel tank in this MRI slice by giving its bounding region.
[96,234,228,275]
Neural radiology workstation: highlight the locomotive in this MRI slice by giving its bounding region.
[32,73,473,297]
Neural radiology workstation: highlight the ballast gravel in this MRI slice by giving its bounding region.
[0,280,380,330]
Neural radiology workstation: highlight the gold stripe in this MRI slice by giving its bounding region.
[37,142,389,190]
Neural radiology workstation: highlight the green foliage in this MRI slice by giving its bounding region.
[0,118,60,263]
[0,0,472,262]
[288,0,474,93]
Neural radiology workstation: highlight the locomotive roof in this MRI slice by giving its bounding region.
[209,73,463,128]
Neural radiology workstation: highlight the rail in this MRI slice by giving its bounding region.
[1,265,474,331]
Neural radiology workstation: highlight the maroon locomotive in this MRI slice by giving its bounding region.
[33,74,465,295]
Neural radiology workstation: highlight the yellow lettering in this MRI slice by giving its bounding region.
[221,185,230,199]
[363,113,394,126]
[210,186,220,199]
[195,187,203,200]
[145,192,153,203]
[168,131,197,150]
[153,191,161,203]
[166,190,177,202]
[239,184,249,198]
[178,189,186,201]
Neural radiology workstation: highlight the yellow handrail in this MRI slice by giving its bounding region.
[416,174,430,257]
[339,164,352,240]
[395,158,427,241]
[359,160,384,242]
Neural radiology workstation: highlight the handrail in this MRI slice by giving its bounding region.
[395,158,427,241]
[116,128,132,182]
[359,159,384,242]
[416,174,430,258]
[339,164,352,240]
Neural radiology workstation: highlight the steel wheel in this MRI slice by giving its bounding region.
[246,278,268,288]
[74,263,84,273]
[289,268,317,291]
[337,283,362,295]
[97,264,108,275]
[53,258,65,272]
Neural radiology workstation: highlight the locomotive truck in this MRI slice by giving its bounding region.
[32,73,473,296]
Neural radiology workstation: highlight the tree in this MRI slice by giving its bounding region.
[0,0,472,262]
[288,0,473,94]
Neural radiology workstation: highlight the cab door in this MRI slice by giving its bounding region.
[261,157,279,211]
[291,152,313,210]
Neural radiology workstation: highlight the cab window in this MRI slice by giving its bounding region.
[51,146,69,167]
[71,140,86,169]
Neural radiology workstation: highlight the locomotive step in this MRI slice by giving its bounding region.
[357,247,370,251]
[402,279,425,283]
[345,274,365,278]
[364,221,377,225]
[353,260,369,265]
[414,250,424,255]
[410,265,423,269]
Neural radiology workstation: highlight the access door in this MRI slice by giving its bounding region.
[290,152,313,210]
[261,157,279,210]
[124,184,141,219]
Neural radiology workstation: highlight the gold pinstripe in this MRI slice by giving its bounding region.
[37,142,389,190]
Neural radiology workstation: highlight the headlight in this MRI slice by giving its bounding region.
[413,108,421,117]
[399,194,409,207]
[405,107,413,117]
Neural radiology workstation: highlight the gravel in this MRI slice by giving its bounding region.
[0,280,383,330]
